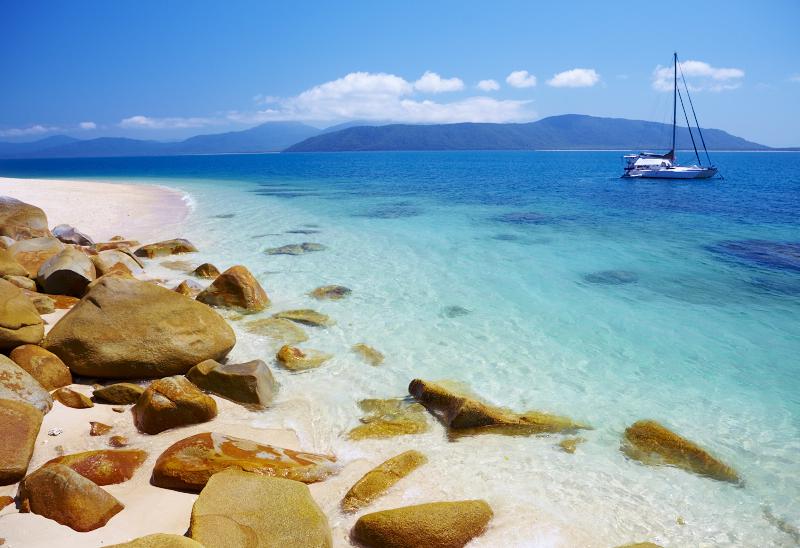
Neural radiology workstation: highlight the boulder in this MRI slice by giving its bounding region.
[152,432,337,491]
[52,224,94,246]
[0,196,51,240]
[243,317,308,344]
[0,248,29,277]
[409,379,588,437]
[309,284,351,300]
[349,399,430,440]
[276,345,331,371]
[352,343,384,366]
[0,278,44,350]
[351,500,493,548]
[273,309,334,327]
[93,382,145,404]
[0,399,43,485]
[265,242,326,255]
[46,449,147,485]
[0,355,52,413]
[108,534,204,547]
[621,420,740,483]
[132,375,218,434]
[37,246,97,297]
[196,265,269,313]
[90,421,112,436]
[134,238,197,258]
[43,276,235,378]
[342,450,427,512]
[53,387,94,409]
[187,359,276,409]
[3,274,36,290]
[93,239,140,252]
[7,236,64,277]
[174,279,203,298]
[92,249,144,276]
[9,344,72,390]
[192,263,220,279]
[161,259,195,272]
[189,469,331,548]
[0,235,16,249]
[22,290,56,314]
[17,463,124,532]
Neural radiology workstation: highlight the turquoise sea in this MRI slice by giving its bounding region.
[1,151,798,546]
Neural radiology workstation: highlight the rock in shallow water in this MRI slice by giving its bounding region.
[46,449,147,485]
[134,238,197,258]
[133,375,218,434]
[621,419,740,484]
[348,398,430,440]
[189,469,332,547]
[187,359,276,409]
[196,265,269,313]
[0,399,43,485]
[441,305,470,318]
[9,344,72,390]
[352,343,384,366]
[352,500,493,548]
[276,345,331,371]
[265,242,326,255]
[309,284,351,300]
[583,270,639,285]
[152,432,337,491]
[192,262,220,278]
[243,317,308,344]
[707,239,800,273]
[341,450,427,513]
[273,308,334,327]
[0,355,52,413]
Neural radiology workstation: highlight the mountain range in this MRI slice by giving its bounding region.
[0,115,772,158]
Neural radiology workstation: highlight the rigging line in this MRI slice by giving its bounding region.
[676,86,701,165]
[678,58,713,166]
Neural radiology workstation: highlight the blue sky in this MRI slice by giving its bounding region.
[1,0,798,146]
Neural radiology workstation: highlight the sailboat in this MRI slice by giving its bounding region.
[622,53,719,179]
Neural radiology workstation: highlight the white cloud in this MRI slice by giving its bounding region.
[0,124,60,137]
[506,70,537,88]
[414,71,464,93]
[477,79,500,91]
[78,121,96,130]
[119,115,216,129]
[547,68,600,88]
[229,71,535,124]
[652,60,744,92]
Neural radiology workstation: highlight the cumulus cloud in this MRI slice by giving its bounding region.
[229,71,535,124]
[119,115,216,129]
[477,79,500,91]
[652,60,744,92]
[414,71,464,93]
[506,70,537,88]
[0,124,60,137]
[79,121,97,130]
[547,68,600,88]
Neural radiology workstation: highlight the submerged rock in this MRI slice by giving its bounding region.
[52,224,94,246]
[37,246,97,297]
[46,449,147,485]
[0,355,52,413]
[53,387,94,409]
[342,450,427,513]
[0,278,44,350]
[187,359,277,409]
[190,470,332,547]
[196,265,270,313]
[133,375,218,435]
[352,500,493,548]
[152,432,337,491]
[243,317,308,344]
[286,229,321,234]
[43,276,235,378]
[621,419,740,483]
[9,344,72,390]
[265,242,326,255]
[558,437,585,454]
[93,383,145,404]
[134,238,197,258]
[493,211,552,225]
[7,236,64,277]
[0,399,43,485]
[273,308,334,327]
[409,379,588,437]
[160,259,195,272]
[352,343,384,366]
[707,239,800,273]
[583,270,639,285]
[0,196,51,240]
[191,262,220,278]
[17,463,124,532]
[108,534,204,547]
[441,305,471,318]
[276,345,332,371]
[309,284,351,300]
[349,398,430,440]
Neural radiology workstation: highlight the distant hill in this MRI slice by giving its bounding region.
[0,122,321,158]
[285,114,769,152]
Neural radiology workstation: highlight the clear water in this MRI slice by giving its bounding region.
[2,151,799,546]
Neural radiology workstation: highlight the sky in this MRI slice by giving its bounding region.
[1,0,798,146]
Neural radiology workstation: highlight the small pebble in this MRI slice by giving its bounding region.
[47,428,63,436]
[112,406,126,413]
[108,435,128,447]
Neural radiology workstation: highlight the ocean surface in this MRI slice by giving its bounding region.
[2,151,799,546]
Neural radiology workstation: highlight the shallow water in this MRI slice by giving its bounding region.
[2,151,799,546]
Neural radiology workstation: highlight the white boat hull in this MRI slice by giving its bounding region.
[623,166,718,179]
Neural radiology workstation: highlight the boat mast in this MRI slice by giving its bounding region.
[671,52,677,161]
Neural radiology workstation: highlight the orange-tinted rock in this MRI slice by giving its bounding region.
[352,343,384,366]
[196,265,269,313]
[0,355,52,413]
[342,450,427,512]
[22,289,55,314]
[348,399,430,440]
[17,463,124,532]
[174,279,203,298]
[309,284,351,300]
[152,432,337,492]
[0,279,44,350]
[93,383,146,404]
[132,376,217,434]
[7,237,64,277]
[192,263,220,279]
[92,239,140,252]
[9,344,72,390]
[92,249,144,276]
[0,197,51,240]
[186,359,276,409]
[0,399,43,485]
[90,422,112,436]
[0,495,13,510]
[134,238,197,258]
[0,248,28,278]
[108,533,204,547]
[108,435,128,448]
[3,274,36,291]
[276,344,331,371]
[46,449,147,485]
[53,387,94,409]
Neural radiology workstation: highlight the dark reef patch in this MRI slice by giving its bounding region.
[583,270,639,285]
[441,305,471,318]
[707,240,800,273]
